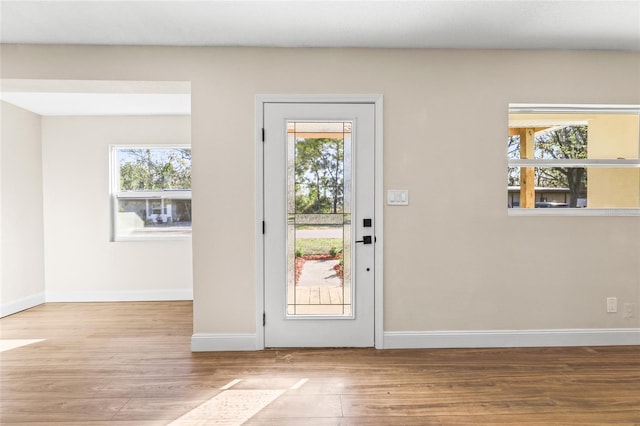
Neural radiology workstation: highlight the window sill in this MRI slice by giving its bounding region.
[508,208,640,217]
[113,237,192,243]
[113,231,192,242]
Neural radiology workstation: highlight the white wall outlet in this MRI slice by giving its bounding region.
[606,297,617,313]
[623,303,636,319]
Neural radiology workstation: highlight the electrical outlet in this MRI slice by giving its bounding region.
[606,297,617,313]
[623,303,636,319]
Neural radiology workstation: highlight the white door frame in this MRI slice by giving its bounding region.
[255,94,384,350]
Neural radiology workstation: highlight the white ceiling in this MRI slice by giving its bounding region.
[1,0,639,51]
[1,1,638,116]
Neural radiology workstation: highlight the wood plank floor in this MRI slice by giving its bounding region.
[1,301,639,425]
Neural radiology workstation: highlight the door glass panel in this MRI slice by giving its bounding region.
[287,121,352,316]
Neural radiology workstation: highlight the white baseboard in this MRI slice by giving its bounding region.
[383,328,640,349]
[191,333,258,352]
[189,329,639,352]
[45,289,193,302]
[0,292,46,318]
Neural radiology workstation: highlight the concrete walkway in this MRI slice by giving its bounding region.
[297,259,341,287]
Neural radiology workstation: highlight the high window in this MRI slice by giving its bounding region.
[111,146,191,240]
[508,105,640,215]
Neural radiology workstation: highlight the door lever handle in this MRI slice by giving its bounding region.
[356,236,373,244]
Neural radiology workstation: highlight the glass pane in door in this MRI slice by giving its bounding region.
[287,121,352,316]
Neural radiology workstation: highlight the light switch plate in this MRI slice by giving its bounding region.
[387,189,409,205]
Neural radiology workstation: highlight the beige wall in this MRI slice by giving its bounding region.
[0,101,45,316]
[41,116,193,300]
[2,46,639,338]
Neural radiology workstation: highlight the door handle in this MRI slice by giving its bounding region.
[356,235,373,244]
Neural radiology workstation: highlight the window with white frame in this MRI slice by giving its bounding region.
[111,146,191,240]
[508,104,640,215]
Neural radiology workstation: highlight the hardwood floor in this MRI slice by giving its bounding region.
[1,301,638,425]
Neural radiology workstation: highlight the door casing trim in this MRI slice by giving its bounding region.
[255,94,384,349]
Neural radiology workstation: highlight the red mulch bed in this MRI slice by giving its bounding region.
[295,254,343,285]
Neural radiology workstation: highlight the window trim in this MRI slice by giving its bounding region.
[507,104,640,217]
[510,104,640,114]
[509,208,640,217]
[110,144,192,241]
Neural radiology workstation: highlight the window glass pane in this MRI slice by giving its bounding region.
[509,114,640,161]
[508,167,640,209]
[116,148,191,191]
[287,121,352,316]
[116,197,192,238]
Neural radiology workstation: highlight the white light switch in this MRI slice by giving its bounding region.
[387,189,409,205]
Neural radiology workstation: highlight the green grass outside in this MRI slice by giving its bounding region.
[295,238,343,256]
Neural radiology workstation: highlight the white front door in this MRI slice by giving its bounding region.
[262,102,376,347]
